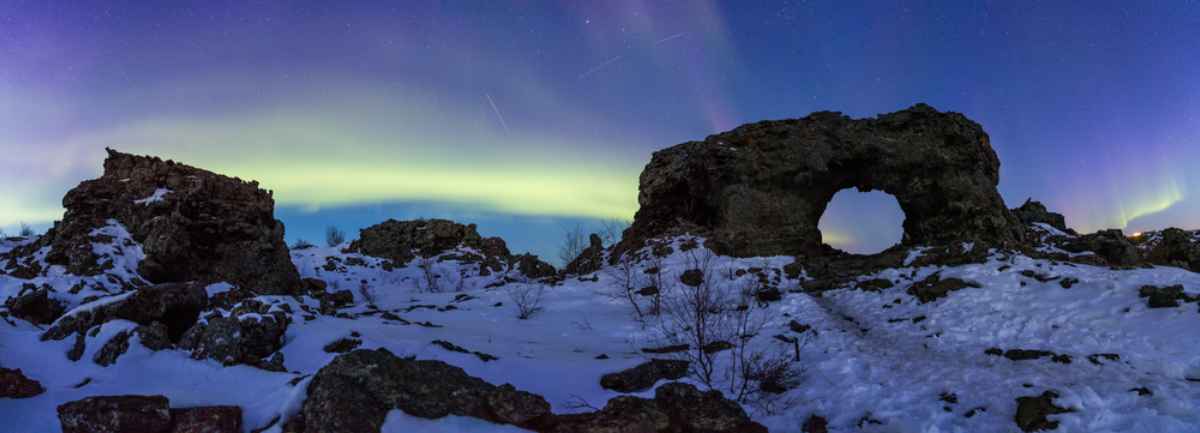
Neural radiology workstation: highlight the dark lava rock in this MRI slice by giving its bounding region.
[43,282,208,342]
[1014,391,1073,432]
[540,382,766,433]
[4,286,65,325]
[179,300,289,369]
[615,104,1024,259]
[857,278,894,292]
[347,218,555,279]
[600,359,690,393]
[58,395,172,433]
[802,414,829,433]
[1060,229,1140,267]
[1012,199,1072,234]
[348,218,508,265]
[1139,228,1200,272]
[1138,284,1195,308]
[169,406,242,433]
[323,337,363,353]
[1058,277,1079,289]
[0,367,45,398]
[293,348,550,433]
[25,149,299,294]
[908,273,981,303]
[642,344,690,354]
[94,330,133,366]
[679,269,704,287]
[564,233,606,276]
[788,320,812,334]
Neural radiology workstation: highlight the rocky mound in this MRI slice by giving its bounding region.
[616,104,1024,258]
[9,149,299,294]
[348,218,555,279]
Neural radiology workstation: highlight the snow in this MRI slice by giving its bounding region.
[134,187,171,205]
[3,234,1200,432]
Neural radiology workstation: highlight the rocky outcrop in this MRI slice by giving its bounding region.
[600,359,690,393]
[289,348,550,433]
[57,395,241,433]
[1136,228,1200,272]
[43,282,208,342]
[349,219,509,265]
[22,149,299,294]
[1060,229,1140,267]
[0,368,45,398]
[348,218,556,279]
[1012,199,1072,234]
[617,104,1024,258]
[907,273,981,303]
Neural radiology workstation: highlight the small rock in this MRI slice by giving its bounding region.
[802,414,829,433]
[679,269,704,287]
[323,337,363,354]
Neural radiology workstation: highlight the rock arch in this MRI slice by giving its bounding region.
[619,104,1024,257]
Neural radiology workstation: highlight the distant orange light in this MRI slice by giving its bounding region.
[1130,232,1143,238]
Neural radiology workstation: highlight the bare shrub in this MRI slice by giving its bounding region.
[418,257,440,292]
[358,279,376,305]
[18,223,34,237]
[507,284,545,320]
[654,249,802,408]
[291,238,315,250]
[558,224,587,266]
[604,251,647,322]
[325,226,346,247]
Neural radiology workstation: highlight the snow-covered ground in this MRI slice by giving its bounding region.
[2,226,1199,432]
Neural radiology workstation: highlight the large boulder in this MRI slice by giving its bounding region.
[616,104,1024,258]
[42,282,208,342]
[290,348,551,433]
[24,149,299,294]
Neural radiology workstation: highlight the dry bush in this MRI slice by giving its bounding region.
[418,257,440,292]
[18,223,34,237]
[507,284,546,320]
[654,249,803,409]
[603,251,646,322]
[558,224,587,266]
[325,226,346,247]
[291,238,315,250]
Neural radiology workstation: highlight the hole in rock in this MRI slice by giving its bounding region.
[162,304,203,343]
[818,189,905,255]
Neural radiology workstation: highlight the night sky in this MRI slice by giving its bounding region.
[3,1,1198,260]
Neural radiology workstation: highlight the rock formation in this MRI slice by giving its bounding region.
[56,394,241,433]
[18,149,300,294]
[617,104,1024,258]
[348,218,556,279]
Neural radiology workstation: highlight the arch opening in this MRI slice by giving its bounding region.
[818,189,905,255]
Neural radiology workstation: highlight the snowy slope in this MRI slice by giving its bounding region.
[2,228,1199,433]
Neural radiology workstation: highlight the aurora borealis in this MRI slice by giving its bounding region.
[2,1,1198,258]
